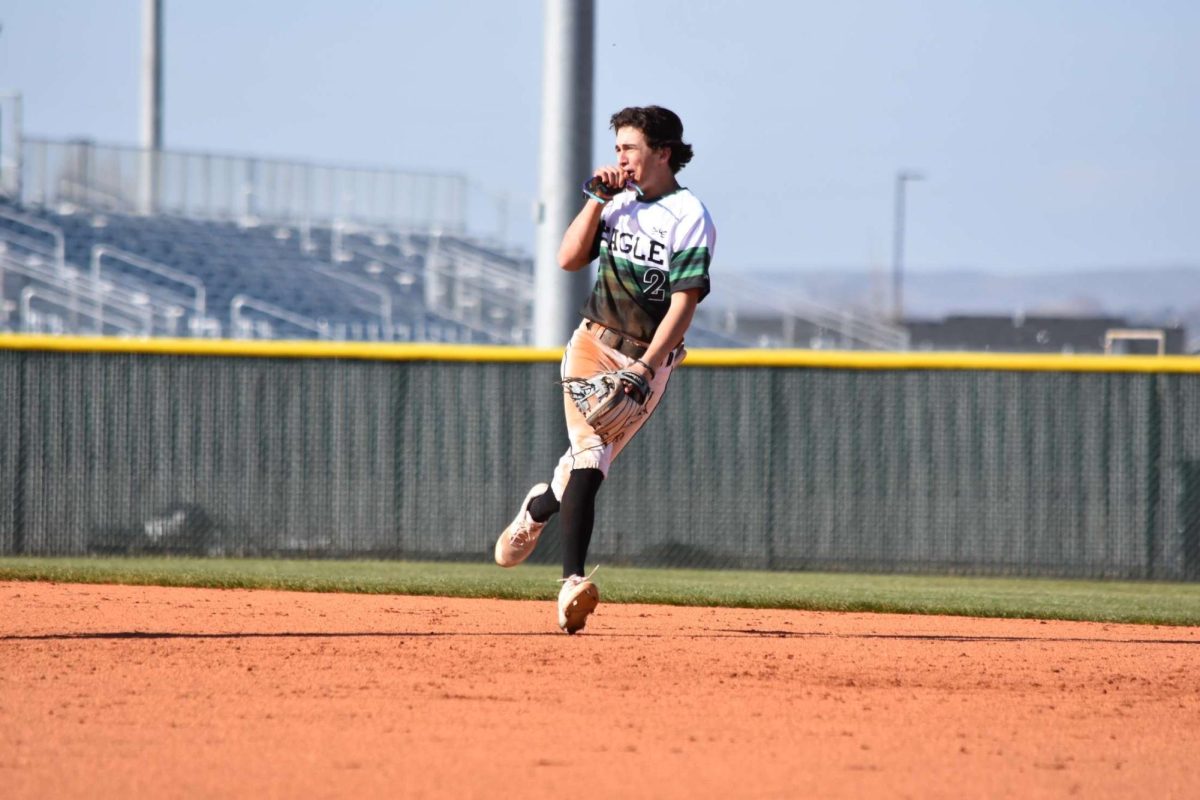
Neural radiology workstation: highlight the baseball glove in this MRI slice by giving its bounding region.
[561,369,654,444]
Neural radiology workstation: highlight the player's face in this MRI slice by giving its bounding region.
[614,126,670,188]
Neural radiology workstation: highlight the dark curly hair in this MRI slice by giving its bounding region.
[609,105,694,174]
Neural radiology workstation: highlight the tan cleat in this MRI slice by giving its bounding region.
[495,483,550,567]
[557,572,599,634]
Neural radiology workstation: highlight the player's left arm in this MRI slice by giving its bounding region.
[635,289,703,376]
[632,204,715,377]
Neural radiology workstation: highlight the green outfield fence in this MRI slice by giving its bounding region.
[1,335,1199,580]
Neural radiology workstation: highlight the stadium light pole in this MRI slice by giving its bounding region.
[533,0,595,348]
[0,26,21,202]
[139,0,164,215]
[0,92,21,202]
[891,169,924,323]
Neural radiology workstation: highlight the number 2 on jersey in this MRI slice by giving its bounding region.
[643,268,667,301]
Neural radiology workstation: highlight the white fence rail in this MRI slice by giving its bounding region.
[19,138,469,234]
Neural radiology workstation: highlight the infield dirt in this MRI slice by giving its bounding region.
[2,580,1198,799]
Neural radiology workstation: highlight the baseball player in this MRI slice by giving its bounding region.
[495,105,716,634]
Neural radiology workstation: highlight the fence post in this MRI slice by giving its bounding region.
[1181,460,1200,581]
[1146,374,1163,579]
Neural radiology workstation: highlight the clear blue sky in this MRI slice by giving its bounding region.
[2,0,1197,275]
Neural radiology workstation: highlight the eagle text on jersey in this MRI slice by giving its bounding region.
[603,226,668,268]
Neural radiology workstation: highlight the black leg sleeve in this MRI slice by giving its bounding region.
[559,468,604,578]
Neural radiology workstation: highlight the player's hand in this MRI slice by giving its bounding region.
[593,166,626,195]
[582,166,627,203]
[624,358,656,393]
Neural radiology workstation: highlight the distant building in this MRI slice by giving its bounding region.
[904,315,1188,355]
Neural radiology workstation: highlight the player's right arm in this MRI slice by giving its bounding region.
[557,201,605,272]
[558,166,624,272]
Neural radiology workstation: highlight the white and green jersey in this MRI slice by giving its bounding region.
[582,186,716,344]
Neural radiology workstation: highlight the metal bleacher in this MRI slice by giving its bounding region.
[1,136,907,349]
[0,201,532,343]
[0,136,532,343]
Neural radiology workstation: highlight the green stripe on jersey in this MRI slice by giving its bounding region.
[670,245,711,265]
[670,246,711,280]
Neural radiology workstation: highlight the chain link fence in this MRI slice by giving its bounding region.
[2,340,1198,580]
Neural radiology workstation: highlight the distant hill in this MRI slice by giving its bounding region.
[735,265,1200,350]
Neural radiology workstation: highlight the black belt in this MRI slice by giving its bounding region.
[584,321,681,366]
[586,321,647,359]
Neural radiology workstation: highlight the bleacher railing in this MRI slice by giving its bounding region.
[19,285,153,336]
[230,294,331,340]
[19,137,469,234]
[0,206,66,271]
[91,244,206,322]
[701,277,910,351]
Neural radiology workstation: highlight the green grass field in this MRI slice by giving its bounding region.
[2,556,1199,626]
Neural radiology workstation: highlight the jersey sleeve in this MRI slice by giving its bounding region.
[668,206,716,302]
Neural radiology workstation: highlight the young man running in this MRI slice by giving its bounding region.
[495,105,716,633]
